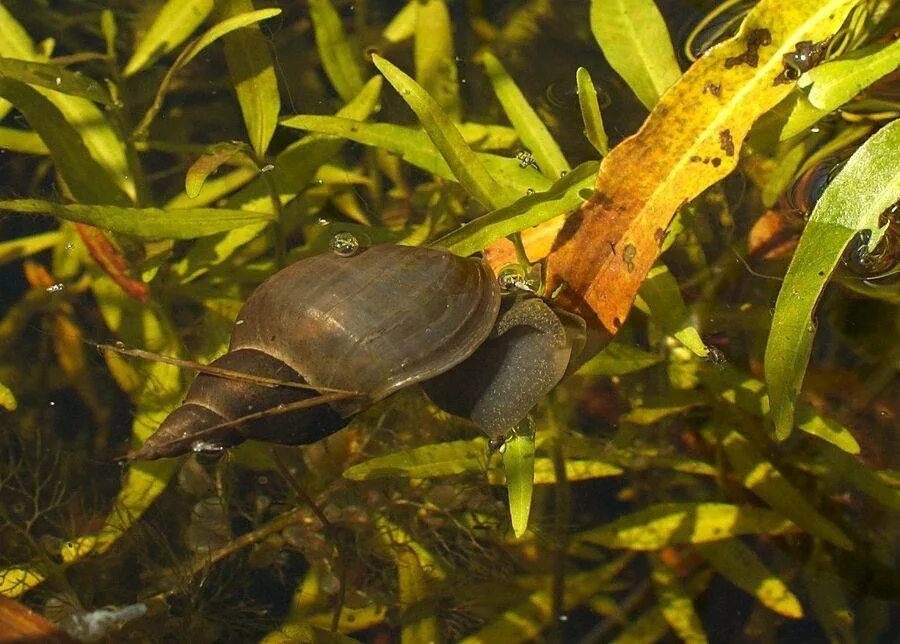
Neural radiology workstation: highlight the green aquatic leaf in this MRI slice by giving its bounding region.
[0,126,46,154]
[801,37,900,110]
[0,1,39,120]
[0,199,273,239]
[697,540,803,618]
[614,570,713,644]
[173,77,382,280]
[372,54,517,209]
[0,79,130,205]
[636,264,709,357]
[219,0,280,156]
[0,57,112,104]
[589,0,681,110]
[765,118,900,439]
[134,8,282,139]
[481,51,569,179]
[343,438,487,480]
[504,433,535,539]
[719,428,853,549]
[184,142,248,199]
[576,66,609,156]
[383,1,417,44]
[803,547,855,642]
[434,160,597,257]
[0,230,65,266]
[124,0,214,76]
[309,0,365,102]
[579,503,795,549]
[576,340,663,376]
[280,115,548,198]
[649,553,708,643]
[0,380,15,410]
[415,0,461,121]
[700,364,860,453]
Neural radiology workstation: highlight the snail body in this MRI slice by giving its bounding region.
[130,244,582,460]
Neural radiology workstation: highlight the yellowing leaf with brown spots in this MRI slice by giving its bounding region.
[486,0,859,335]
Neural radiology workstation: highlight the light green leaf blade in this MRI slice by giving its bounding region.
[383,1,417,44]
[0,78,130,205]
[481,51,569,179]
[697,540,803,618]
[433,160,595,256]
[372,54,516,209]
[219,0,281,156]
[0,199,273,239]
[649,553,708,643]
[801,37,900,110]
[280,115,548,198]
[765,118,900,439]
[579,503,795,549]
[415,0,460,121]
[503,433,535,539]
[184,143,246,199]
[589,0,681,109]
[343,438,487,480]
[309,0,364,102]
[124,0,214,76]
[576,66,609,156]
[0,381,15,410]
[637,264,709,357]
[0,230,65,266]
[576,340,662,376]
[0,126,47,154]
[0,0,39,120]
[0,57,112,104]
[720,428,852,549]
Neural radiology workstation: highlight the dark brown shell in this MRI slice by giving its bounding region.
[230,244,501,416]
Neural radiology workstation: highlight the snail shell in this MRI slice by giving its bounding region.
[130,245,500,460]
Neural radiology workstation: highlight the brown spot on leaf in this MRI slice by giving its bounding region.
[612,317,622,329]
[690,155,702,163]
[654,228,668,247]
[719,129,735,156]
[704,82,722,96]
[774,40,829,84]
[711,157,722,167]
[550,208,584,252]
[623,243,637,272]
[725,28,772,68]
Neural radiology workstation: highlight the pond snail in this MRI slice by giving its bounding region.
[129,243,585,460]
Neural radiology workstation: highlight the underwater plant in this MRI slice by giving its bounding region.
[0,0,898,641]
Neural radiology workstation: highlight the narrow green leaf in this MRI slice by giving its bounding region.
[504,434,535,538]
[766,118,900,439]
[309,0,364,102]
[637,264,709,357]
[0,57,112,104]
[372,54,517,209]
[0,125,47,154]
[0,564,51,599]
[134,8,282,139]
[613,571,713,644]
[719,428,853,549]
[434,160,597,257]
[803,547,856,642]
[280,115,548,197]
[343,438,487,480]
[219,0,280,156]
[0,78,129,204]
[649,553,708,643]
[579,503,795,549]
[801,37,900,110]
[800,440,900,511]
[697,540,803,618]
[576,67,609,156]
[0,1,39,120]
[0,381,16,410]
[481,51,569,179]
[589,0,681,109]
[576,340,662,376]
[184,142,247,199]
[173,77,383,280]
[383,1,417,44]
[0,199,273,239]
[415,0,460,121]
[0,230,65,266]
[124,0,214,76]
[701,364,860,453]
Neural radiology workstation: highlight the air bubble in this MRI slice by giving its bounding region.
[330,231,360,257]
[260,164,275,173]
[191,440,224,454]
[45,283,65,293]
